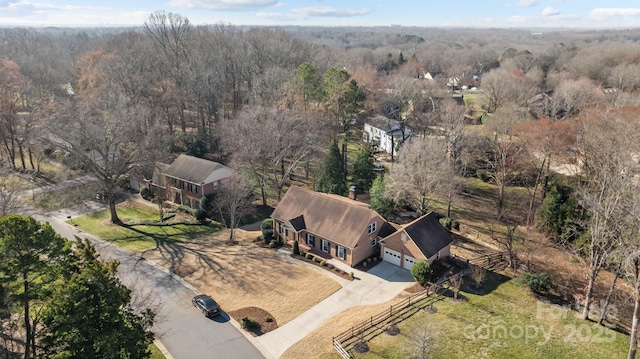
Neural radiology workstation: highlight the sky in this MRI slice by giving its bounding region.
[1,0,639,28]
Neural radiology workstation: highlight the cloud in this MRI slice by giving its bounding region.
[256,11,297,20]
[258,6,371,21]
[166,0,278,11]
[542,7,560,16]
[508,0,539,7]
[589,8,640,21]
[291,6,372,17]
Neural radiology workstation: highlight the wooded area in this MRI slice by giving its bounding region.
[2,11,640,358]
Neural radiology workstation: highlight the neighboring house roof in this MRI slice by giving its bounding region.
[163,154,233,185]
[366,114,404,133]
[271,186,383,249]
[381,212,453,260]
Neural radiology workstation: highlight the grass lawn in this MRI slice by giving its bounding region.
[356,277,628,359]
[148,344,165,359]
[70,202,220,252]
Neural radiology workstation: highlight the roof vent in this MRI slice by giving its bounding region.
[401,232,407,242]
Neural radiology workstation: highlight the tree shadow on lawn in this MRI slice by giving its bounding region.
[460,271,512,297]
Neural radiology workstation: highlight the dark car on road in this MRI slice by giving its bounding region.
[192,294,220,317]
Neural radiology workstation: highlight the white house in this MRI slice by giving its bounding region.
[363,114,412,156]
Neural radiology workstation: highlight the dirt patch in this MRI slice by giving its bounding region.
[228,306,278,336]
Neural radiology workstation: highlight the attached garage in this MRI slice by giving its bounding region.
[383,248,402,266]
[403,255,417,271]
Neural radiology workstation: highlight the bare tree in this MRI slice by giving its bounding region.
[0,169,21,218]
[222,106,319,205]
[214,174,254,243]
[470,264,487,291]
[449,273,464,300]
[403,319,437,359]
[576,109,639,321]
[488,220,520,274]
[385,138,447,215]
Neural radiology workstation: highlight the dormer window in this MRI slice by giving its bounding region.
[367,222,377,234]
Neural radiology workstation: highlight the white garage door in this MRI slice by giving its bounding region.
[383,247,402,266]
[403,256,417,271]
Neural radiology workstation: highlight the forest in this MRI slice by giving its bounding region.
[2,9,640,358]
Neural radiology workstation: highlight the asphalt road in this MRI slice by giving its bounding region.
[25,204,265,359]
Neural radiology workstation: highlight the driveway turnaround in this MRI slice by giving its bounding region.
[32,203,265,359]
[253,255,415,359]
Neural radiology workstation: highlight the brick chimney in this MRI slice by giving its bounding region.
[349,186,357,200]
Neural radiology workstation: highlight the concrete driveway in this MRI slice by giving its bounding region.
[252,257,414,359]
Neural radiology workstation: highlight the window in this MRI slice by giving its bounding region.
[191,184,197,193]
[371,238,377,246]
[367,222,377,234]
[183,182,188,190]
[337,246,346,260]
[192,199,200,209]
[363,132,370,142]
[278,223,284,234]
[322,240,329,253]
[213,181,219,190]
[306,234,316,247]
[436,251,441,260]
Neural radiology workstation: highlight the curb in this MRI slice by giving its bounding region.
[153,339,174,359]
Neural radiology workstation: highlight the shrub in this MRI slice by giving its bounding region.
[519,272,553,294]
[268,242,275,248]
[265,317,273,323]
[305,253,312,259]
[195,209,207,223]
[261,218,273,230]
[262,219,274,244]
[263,229,274,245]
[410,261,432,286]
[240,316,259,330]
[140,187,152,200]
[362,262,368,267]
[313,257,321,263]
[293,240,300,255]
[350,272,355,278]
[439,217,453,230]
[452,220,460,231]
[373,256,378,262]
[320,260,326,266]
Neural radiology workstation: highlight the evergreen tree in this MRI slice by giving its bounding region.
[295,62,323,106]
[352,143,376,193]
[535,177,583,243]
[0,215,71,359]
[39,239,155,359]
[316,141,347,195]
[369,175,395,218]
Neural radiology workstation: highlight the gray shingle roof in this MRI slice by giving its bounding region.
[404,212,453,258]
[163,154,233,185]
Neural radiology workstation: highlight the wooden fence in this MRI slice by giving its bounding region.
[332,287,443,358]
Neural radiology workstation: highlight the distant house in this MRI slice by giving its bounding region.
[423,71,442,81]
[149,154,233,209]
[363,114,412,156]
[271,186,396,267]
[379,212,453,271]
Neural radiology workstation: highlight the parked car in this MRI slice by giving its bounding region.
[192,294,220,317]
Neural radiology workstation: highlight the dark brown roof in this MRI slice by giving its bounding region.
[163,154,233,185]
[404,212,453,258]
[271,186,384,248]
